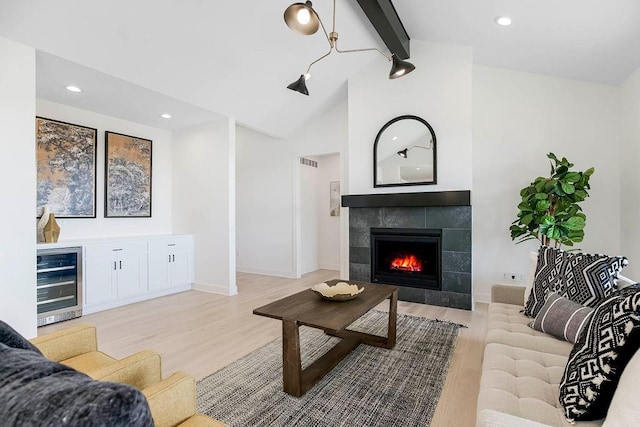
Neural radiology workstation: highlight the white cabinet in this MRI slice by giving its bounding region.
[84,241,148,307]
[78,234,194,314]
[148,236,193,291]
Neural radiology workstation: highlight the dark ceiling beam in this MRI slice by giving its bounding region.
[356,0,411,59]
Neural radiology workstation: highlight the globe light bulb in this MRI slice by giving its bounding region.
[297,8,311,24]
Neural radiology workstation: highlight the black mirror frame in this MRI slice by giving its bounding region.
[373,115,437,188]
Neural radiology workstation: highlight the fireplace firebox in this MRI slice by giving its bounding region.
[370,228,442,290]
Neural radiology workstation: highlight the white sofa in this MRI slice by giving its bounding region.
[476,280,640,427]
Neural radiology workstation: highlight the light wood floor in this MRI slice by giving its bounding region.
[39,270,487,427]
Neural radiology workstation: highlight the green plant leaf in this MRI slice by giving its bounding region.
[541,215,555,225]
[521,214,534,225]
[565,172,580,183]
[561,182,575,194]
[535,193,548,200]
[536,200,550,211]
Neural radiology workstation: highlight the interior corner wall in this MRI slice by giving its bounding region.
[620,66,640,278]
[347,41,473,195]
[472,65,622,302]
[172,119,236,295]
[36,99,173,239]
[235,125,295,278]
[316,154,341,270]
[0,37,37,337]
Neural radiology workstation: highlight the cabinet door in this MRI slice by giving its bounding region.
[116,243,148,298]
[148,241,171,291]
[85,254,117,306]
[169,248,190,287]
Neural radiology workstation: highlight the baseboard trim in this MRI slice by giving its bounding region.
[474,292,491,304]
[318,263,340,271]
[192,282,237,296]
[84,285,191,315]
[236,267,297,279]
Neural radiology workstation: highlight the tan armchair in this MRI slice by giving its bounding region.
[31,324,224,427]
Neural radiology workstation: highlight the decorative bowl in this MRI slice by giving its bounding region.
[311,282,364,301]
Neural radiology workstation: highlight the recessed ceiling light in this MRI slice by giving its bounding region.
[495,16,512,26]
[66,85,82,93]
[160,113,172,119]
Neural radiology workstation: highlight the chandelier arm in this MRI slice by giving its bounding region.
[316,12,332,47]
[334,41,392,61]
[304,48,334,75]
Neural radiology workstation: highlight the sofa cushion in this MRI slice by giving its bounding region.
[0,343,153,426]
[529,293,594,344]
[0,320,42,354]
[477,342,602,427]
[486,302,573,356]
[524,246,628,317]
[559,284,640,422]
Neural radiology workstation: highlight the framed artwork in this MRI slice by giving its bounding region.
[105,131,152,218]
[36,117,97,218]
[330,181,340,217]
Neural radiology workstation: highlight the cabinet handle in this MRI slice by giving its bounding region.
[112,248,123,251]
[119,260,122,269]
[113,261,117,270]
[168,243,176,247]
[172,254,175,262]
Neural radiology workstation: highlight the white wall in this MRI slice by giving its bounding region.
[0,37,37,337]
[172,120,237,295]
[290,100,349,277]
[472,65,622,302]
[300,159,319,274]
[620,66,640,278]
[36,99,173,239]
[317,153,341,270]
[348,41,473,194]
[235,126,295,278]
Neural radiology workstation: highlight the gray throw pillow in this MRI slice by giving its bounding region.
[528,292,594,344]
[0,320,42,354]
[0,343,153,426]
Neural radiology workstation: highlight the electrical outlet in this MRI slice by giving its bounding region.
[502,272,524,283]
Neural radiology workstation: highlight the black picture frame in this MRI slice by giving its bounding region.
[36,116,97,218]
[104,131,152,218]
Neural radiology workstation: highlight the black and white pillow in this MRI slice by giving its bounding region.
[559,284,640,422]
[524,246,628,317]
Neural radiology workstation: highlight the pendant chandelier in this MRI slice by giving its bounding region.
[284,0,416,96]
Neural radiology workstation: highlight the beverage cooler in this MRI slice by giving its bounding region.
[36,247,83,327]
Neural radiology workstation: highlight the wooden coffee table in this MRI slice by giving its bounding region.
[253,280,398,397]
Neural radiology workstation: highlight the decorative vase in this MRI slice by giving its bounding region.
[37,205,51,243]
[43,213,60,243]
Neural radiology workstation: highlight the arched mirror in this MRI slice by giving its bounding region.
[373,115,437,187]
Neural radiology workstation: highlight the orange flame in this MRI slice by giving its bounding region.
[390,254,423,272]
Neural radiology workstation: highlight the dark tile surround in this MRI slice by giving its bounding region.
[344,192,472,310]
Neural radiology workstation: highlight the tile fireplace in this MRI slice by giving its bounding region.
[343,191,472,309]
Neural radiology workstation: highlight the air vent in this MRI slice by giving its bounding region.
[300,157,318,168]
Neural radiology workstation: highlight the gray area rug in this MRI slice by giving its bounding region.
[196,310,461,427]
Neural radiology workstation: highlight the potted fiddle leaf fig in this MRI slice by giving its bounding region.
[510,153,594,248]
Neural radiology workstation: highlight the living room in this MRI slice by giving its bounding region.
[1,1,640,426]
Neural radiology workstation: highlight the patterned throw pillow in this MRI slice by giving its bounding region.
[559,284,640,422]
[529,293,594,344]
[524,246,628,317]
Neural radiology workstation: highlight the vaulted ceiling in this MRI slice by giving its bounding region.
[1,0,639,138]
